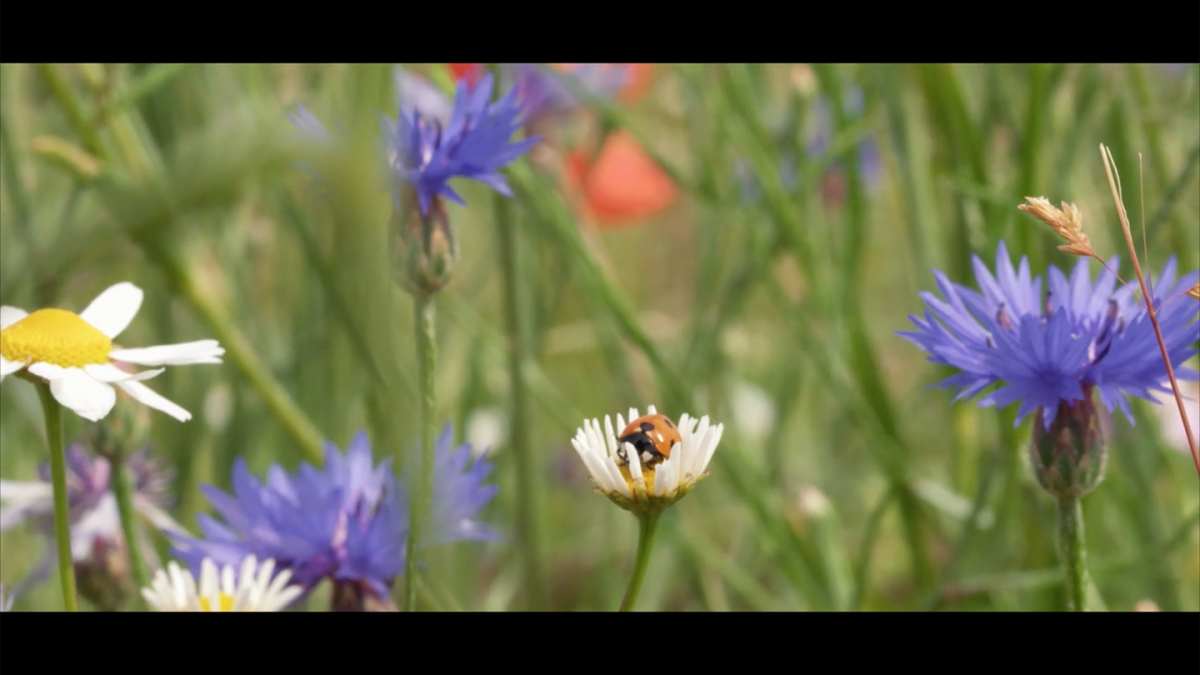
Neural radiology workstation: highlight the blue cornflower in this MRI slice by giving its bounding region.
[511,63,628,124]
[899,241,1200,429]
[169,425,499,604]
[382,71,540,217]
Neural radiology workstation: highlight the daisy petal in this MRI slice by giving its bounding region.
[48,368,117,421]
[27,362,66,380]
[0,356,26,381]
[109,340,225,366]
[79,282,144,339]
[83,363,165,383]
[116,380,192,422]
[0,306,28,329]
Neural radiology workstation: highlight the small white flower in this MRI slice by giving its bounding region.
[141,557,303,612]
[570,405,724,515]
[0,282,224,422]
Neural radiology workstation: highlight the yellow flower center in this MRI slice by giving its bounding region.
[198,592,236,612]
[619,464,657,494]
[0,309,112,368]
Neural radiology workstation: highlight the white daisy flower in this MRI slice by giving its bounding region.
[570,405,724,516]
[0,282,224,422]
[141,557,303,612]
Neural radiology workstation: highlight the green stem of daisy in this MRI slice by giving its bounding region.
[34,382,79,612]
[619,512,661,612]
[1056,497,1089,611]
[494,188,546,610]
[405,289,437,612]
[111,453,151,607]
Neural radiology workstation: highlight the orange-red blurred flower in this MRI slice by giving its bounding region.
[565,130,676,228]
[448,63,483,87]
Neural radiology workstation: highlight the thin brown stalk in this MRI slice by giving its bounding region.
[1099,144,1199,475]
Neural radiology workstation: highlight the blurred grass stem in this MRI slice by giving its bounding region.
[494,190,546,609]
[112,454,152,606]
[142,237,327,465]
[619,513,661,611]
[34,381,79,611]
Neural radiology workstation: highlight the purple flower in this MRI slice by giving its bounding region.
[0,445,180,605]
[169,425,499,604]
[382,71,539,217]
[511,63,627,123]
[898,241,1200,429]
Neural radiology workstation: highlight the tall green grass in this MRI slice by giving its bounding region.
[1,63,1196,611]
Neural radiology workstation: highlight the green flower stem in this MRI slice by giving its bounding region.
[1056,497,1089,611]
[111,454,151,607]
[405,290,437,612]
[34,382,79,612]
[494,190,546,610]
[620,513,661,612]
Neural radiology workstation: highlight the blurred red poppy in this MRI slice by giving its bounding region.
[448,63,483,87]
[565,130,676,228]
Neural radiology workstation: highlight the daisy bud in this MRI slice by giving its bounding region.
[1030,386,1108,501]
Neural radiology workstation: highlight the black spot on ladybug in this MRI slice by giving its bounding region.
[640,422,655,432]
[670,439,677,447]
[663,418,675,429]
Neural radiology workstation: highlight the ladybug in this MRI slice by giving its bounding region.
[616,414,681,469]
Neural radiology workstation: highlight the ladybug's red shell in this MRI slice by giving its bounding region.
[617,414,681,468]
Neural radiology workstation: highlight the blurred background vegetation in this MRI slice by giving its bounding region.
[1,63,1197,611]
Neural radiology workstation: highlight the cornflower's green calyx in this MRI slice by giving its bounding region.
[1031,386,1108,500]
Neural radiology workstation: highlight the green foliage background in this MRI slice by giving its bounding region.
[1,63,1197,611]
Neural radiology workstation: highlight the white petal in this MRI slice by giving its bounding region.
[116,380,192,421]
[0,306,28,329]
[647,404,657,415]
[133,496,188,536]
[0,479,53,503]
[656,458,676,495]
[200,559,219,597]
[79,282,143,339]
[268,584,304,612]
[625,443,643,481]
[603,415,618,457]
[0,356,27,381]
[221,564,236,597]
[27,362,65,380]
[574,441,608,487]
[109,340,224,366]
[700,423,724,475]
[83,363,164,383]
[48,368,117,421]
[601,458,632,498]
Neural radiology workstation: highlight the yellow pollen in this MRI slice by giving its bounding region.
[0,309,112,368]
[618,464,657,494]
[199,592,236,612]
